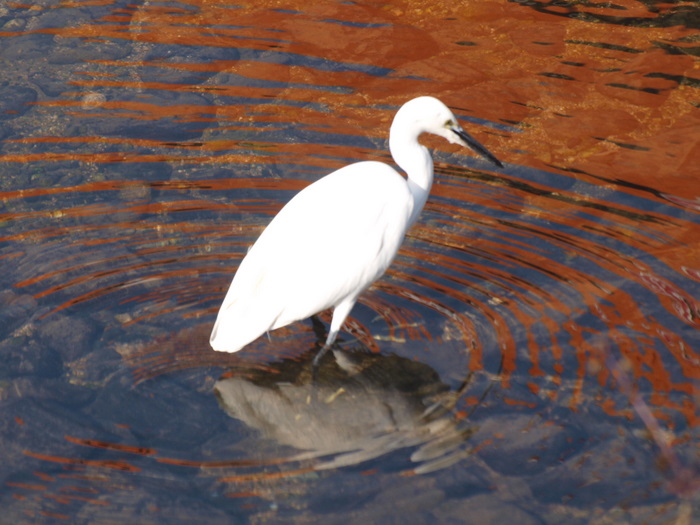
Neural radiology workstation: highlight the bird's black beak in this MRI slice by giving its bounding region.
[453,127,503,169]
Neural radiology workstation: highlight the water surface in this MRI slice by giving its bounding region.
[0,0,698,523]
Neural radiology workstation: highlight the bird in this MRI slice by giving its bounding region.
[210,96,503,361]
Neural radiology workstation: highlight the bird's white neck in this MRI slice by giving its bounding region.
[389,124,434,227]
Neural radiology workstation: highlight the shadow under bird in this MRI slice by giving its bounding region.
[214,348,475,473]
[210,96,503,360]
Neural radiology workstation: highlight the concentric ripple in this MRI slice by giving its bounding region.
[2,158,697,422]
[0,0,698,521]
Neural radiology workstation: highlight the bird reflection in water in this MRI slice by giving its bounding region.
[214,347,478,474]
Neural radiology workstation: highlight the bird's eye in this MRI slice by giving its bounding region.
[444,119,454,128]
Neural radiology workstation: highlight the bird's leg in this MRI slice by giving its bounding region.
[308,329,338,404]
[310,315,328,341]
[312,329,338,367]
[312,343,330,368]
[311,299,354,372]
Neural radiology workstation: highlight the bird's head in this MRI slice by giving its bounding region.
[396,96,503,169]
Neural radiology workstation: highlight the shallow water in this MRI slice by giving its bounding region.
[0,1,698,523]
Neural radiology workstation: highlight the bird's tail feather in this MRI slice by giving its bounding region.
[209,302,274,353]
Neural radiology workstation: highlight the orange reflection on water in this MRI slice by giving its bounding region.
[0,4,698,514]
[1,0,695,191]
[23,450,140,473]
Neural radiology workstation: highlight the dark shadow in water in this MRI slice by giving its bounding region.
[215,346,482,474]
[511,0,700,31]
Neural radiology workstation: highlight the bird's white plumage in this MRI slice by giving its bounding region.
[210,96,502,353]
[210,162,410,351]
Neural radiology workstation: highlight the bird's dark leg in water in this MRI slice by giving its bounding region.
[312,343,331,368]
[308,343,336,405]
[309,344,329,401]
[309,314,339,369]
[309,316,333,392]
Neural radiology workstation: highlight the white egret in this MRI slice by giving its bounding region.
[210,96,502,360]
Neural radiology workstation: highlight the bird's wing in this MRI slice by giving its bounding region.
[211,161,411,351]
